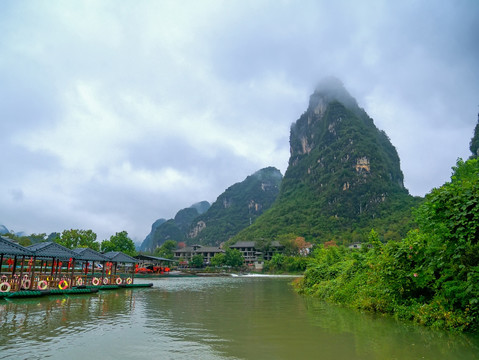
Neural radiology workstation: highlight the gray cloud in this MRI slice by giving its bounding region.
[1,0,478,242]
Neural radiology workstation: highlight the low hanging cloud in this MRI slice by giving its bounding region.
[1,0,478,242]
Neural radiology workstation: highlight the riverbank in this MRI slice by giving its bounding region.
[299,158,479,333]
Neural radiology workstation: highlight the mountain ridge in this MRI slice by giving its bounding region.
[139,167,282,251]
[232,79,419,244]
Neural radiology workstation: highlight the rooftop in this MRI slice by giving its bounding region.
[27,242,78,260]
[0,236,33,256]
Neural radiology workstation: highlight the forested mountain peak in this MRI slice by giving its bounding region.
[308,77,359,114]
[139,202,211,252]
[187,167,282,246]
[234,80,418,244]
[140,167,283,251]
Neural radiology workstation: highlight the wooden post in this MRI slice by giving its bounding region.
[12,256,18,291]
[68,258,74,288]
[132,261,136,284]
[19,256,25,288]
[30,257,36,290]
[50,259,55,288]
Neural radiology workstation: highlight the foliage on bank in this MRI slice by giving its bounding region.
[298,158,479,332]
[263,253,309,273]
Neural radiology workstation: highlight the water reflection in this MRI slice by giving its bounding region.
[0,277,478,360]
[302,298,479,359]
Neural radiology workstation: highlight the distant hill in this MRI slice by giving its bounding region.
[140,167,283,251]
[187,167,282,246]
[139,201,210,252]
[233,78,420,244]
[0,225,9,235]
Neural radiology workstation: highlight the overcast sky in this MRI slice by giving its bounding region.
[1,0,478,243]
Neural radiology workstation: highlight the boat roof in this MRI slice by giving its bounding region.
[0,236,33,256]
[27,242,78,260]
[135,254,175,262]
[73,247,109,262]
[103,251,137,263]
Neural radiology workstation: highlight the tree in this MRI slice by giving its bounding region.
[224,248,244,268]
[270,253,285,269]
[210,253,226,267]
[190,254,204,268]
[56,229,100,251]
[18,236,32,247]
[280,235,312,256]
[153,240,177,259]
[469,113,479,158]
[101,231,137,256]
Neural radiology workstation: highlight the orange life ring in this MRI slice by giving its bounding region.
[103,277,109,285]
[116,277,122,285]
[126,277,132,285]
[38,280,48,290]
[76,277,83,286]
[0,282,11,293]
[58,280,69,290]
[92,277,100,286]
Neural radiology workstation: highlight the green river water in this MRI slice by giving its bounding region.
[0,276,478,360]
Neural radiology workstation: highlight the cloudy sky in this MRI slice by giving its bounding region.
[1,0,478,243]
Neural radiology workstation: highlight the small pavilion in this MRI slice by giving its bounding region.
[0,236,34,292]
[27,242,80,290]
[135,254,174,273]
[103,251,137,285]
[72,247,109,286]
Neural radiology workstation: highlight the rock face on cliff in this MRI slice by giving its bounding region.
[0,225,9,235]
[140,167,282,251]
[187,167,282,246]
[234,78,418,243]
[139,201,210,252]
[285,77,407,218]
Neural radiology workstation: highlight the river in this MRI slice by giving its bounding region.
[0,276,478,359]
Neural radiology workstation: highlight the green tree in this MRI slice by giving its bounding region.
[469,114,479,158]
[101,231,137,256]
[190,254,204,268]
[367,228,382,253]
[210,252,226,267]
[225,248,244,268]
[153,240,177,259]
[56,229,100,251]
[18,236,32,247]
[270,253,285,270]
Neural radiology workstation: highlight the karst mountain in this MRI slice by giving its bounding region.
[233,78,419,244]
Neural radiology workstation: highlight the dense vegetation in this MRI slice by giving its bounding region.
[298,157,479,332]
[188,167,282,246]
[233,80,419,245]
[140,202,211,252]
[470,114,479,158]
[140,167,282,251]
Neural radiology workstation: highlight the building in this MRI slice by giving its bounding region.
[348,242,372,249]
[229,241,284,262]
[174,245,224,266]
